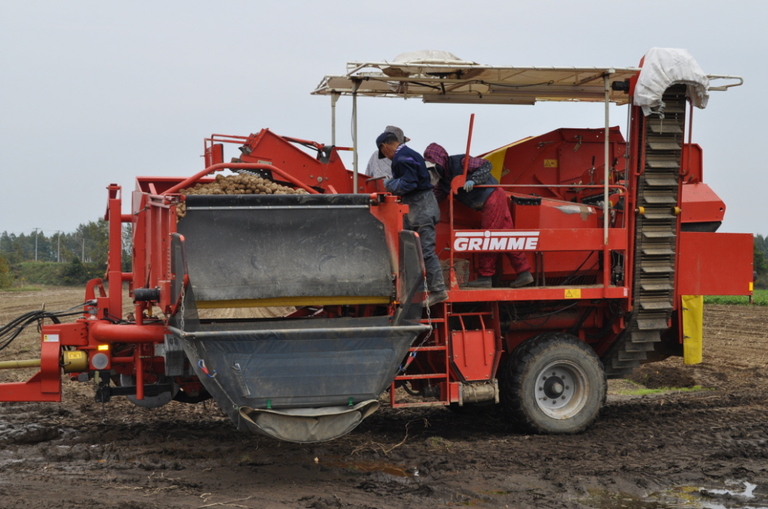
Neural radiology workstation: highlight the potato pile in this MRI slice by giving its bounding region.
[176,173,308,219]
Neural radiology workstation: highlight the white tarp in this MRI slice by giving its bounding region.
[391,49,474,65]
[634,48,710,116]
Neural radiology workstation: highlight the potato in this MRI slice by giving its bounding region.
[176,173,307,218]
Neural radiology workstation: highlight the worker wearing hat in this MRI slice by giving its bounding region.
[365,125,409,178]
[424,142,533,289]
[376,130,448,307]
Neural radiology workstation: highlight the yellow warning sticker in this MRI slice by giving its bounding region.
[43,334,60,343]
[564,289,581,299]
[544,159,558,168]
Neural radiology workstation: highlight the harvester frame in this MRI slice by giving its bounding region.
[0,48,752,442]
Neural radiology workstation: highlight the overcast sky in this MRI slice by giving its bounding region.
[0,1,762,236]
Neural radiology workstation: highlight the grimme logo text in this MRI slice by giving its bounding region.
[453,231,539,251]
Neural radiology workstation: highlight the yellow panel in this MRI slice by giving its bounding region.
[682,295,703,365]
[483,137,534,181]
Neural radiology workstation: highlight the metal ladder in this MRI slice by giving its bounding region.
[390,306,499,407]
[390,312,450,407]
[604,85,687,378]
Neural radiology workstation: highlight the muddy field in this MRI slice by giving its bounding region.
[1,288,768,508]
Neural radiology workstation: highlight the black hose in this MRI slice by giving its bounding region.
[0,304,88,353]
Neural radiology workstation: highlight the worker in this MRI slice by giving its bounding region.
[364,125,409,178]
[423,142,533,288]
[377,131,449,307]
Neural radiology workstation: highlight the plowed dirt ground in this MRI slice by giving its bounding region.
[1,287,768,509]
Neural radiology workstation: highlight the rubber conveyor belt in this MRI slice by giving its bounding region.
[603,85,687,378]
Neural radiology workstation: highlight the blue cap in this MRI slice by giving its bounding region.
[376,131,399,158]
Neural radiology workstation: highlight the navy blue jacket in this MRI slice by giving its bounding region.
[385,145,433,196]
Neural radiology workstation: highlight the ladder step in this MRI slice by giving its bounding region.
[641,282,674,292]
[642,248,675,256]
[631,330,662,343]
[618,350,649,362]
[640,240,676,250]
[642,212,676,220]
[648,122,683,134]
[646,163,680,172]
[644,175,679,185]
[640,238,675,249]
[641,265,675,274]
[640,300,674,311]
[643,193,678,204]
[655,104,686,114]
[642,230,676,239]
[625,341,657,352]
[647,141,681,151]
[637,318,669,330]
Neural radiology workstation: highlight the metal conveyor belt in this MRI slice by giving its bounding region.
[603,85,687,378]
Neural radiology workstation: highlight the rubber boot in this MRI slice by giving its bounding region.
[425,289,449,307]
[464,276,493,288]
[509,271,534,288]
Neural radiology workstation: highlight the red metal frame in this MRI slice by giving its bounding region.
[0,105,752,411]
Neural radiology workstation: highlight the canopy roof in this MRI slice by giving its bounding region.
[312,51,640,105]
[312,50,742,106]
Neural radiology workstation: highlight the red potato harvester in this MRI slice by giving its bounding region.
[0,48,750,443]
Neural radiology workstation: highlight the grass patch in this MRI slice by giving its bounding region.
[705,289,768,306]
[0,285,43,293]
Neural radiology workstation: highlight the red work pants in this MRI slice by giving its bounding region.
[477,188,532,277]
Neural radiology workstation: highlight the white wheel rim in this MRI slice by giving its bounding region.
[534,360,589,419]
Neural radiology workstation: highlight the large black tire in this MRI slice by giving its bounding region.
[499,332,606,434]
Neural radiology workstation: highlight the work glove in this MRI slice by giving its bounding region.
[463,179,475,192]
[383,178,393,191]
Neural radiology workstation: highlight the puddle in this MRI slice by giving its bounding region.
[582,489,674,509]
[582,481,765,509]
[694,480,762,509]
[317,456,419,481]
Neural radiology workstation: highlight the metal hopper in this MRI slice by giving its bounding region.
[169,193,429,442]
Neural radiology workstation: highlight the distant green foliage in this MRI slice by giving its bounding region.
[16,261,61,285]
[0,219,131,286]
[754,234,768,289]
[15,260,103,286]
[0,254,11,289]
[0,221,132,266]
[60,258,89,285]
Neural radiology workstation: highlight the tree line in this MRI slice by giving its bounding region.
[0,224,766,290]
[0,220,132,288]
[754,234,768,289]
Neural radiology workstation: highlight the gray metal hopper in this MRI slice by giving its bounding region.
[169,193,429,443]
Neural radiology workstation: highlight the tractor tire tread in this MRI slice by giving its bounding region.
[499,332,606,434]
